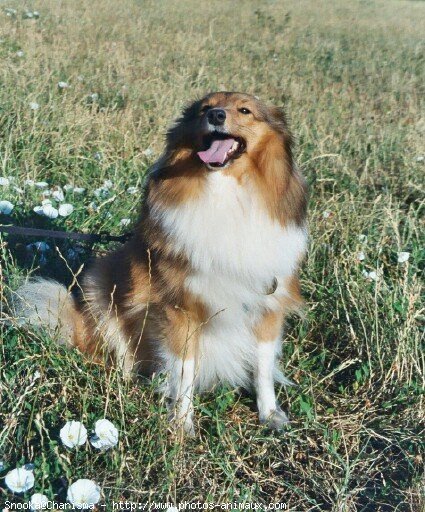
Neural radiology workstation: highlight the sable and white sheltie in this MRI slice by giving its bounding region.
[14,92,308,434]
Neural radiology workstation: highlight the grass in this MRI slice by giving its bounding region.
[0,0,424,509]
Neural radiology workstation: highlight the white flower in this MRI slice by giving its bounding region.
[42,190,51,198]
[25,179,35,187]
[66,248,77,260]
[58,203,74,217]
[30,493,49,510]
[66,245,85,261]
[67,479,101,508]
[90,93,99,101]
[29,102,40,111]
[4,467,35,493]
[35,182,48,189]
[34,204,58,219]
[358,234,367,243]
[34,242,49,253]
[0,200,14,215]
[58,81,69,89]
[142,148,154,157]
[23,10,39,20]
[16,50,24,57]
[127,187,138,195]
[416,155,424,163]
[356,251,365,261]
[322,211,331,219]
[119,218,131,227]
[397,252,410,264]
[42,204,57,216]
[64,185,84,195]
[26,241,50,252]
[32,370,41,380]
[103,179,113,189]
[362,270,378,281]
[41,199,52,206]
[60,420,87,448]
[90,419,119,450]
[93,187,109,198]
[52,188,64,202]
[0,177,10,186]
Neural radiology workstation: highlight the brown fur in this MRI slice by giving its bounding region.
[62,92,307,379]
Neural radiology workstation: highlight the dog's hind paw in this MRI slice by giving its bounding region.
[182,419,196,438]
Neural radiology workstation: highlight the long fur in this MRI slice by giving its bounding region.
[10,278,76,346]
[13,92,308,426]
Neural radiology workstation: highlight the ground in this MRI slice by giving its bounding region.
[0,0,424,510]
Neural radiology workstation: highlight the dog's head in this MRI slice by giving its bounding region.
[166,92,291,172]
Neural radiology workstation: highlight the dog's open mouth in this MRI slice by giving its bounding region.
[197,133,246,167]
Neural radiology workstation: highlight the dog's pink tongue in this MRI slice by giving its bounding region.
[197,138,235,164]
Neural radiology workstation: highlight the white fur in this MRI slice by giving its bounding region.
[255,339,280,420]
[82,274,135,377]
[165,354,196,434]
[152,172,307,391]
[152,172,306,282]
[10,278,75,345]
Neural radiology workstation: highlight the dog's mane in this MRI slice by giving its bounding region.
[145,95,307,229]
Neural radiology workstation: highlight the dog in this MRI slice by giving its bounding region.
[14,92,308,435]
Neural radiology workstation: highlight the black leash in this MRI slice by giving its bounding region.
[0,224,133,244]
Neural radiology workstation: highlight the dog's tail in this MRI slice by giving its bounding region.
[9,278,79,346]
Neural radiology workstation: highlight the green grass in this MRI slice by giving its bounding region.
[0,0,424,510]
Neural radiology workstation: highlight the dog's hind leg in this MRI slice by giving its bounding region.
[165,354,196,436]
[114,334,137,380]
[162,304,202,436]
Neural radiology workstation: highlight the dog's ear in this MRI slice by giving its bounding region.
[266,104,294,165]
[166,98,203,150]
[265,105,288,134]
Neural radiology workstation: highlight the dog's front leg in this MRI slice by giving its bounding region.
[254,307,290,429]
[254,339,289,429]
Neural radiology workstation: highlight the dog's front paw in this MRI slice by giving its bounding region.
[260,408,289,430]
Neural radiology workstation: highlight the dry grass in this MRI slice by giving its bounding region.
[0,0,424,510]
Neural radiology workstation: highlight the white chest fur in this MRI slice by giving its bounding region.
[153,172,307,390]
[153,172,307,287]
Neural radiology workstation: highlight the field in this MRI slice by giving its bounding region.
[0,0,424,510]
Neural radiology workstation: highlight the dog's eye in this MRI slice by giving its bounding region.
[238,107,251,114]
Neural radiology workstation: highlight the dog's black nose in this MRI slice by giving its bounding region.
[207,108,226,126]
